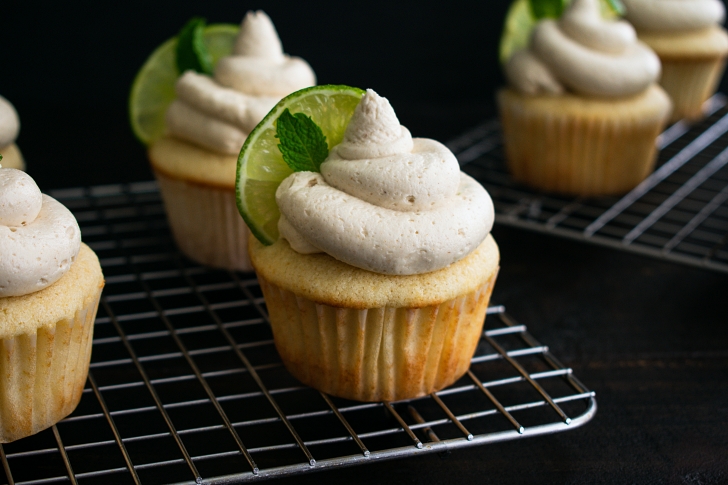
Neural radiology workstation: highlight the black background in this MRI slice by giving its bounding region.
[2,2,728,484]
[2,0,508,190]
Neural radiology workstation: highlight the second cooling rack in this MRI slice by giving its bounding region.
[452,95,728,273]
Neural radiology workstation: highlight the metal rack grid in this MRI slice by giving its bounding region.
[0,182,595,484]
[452,94,728,273]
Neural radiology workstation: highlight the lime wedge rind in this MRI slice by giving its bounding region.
[236,85,365,245]
[129,24,239,145]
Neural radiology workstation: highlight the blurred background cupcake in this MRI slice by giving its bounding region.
[498,0,672,196]
[622,0,728,121]
[134,11,315,271]
[0,95,24,171]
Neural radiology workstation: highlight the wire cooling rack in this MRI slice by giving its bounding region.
[0,183,595,484]
[452,94,728,273]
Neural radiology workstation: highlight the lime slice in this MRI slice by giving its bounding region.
[499,0,622,64]
[236,85,365,245]
[129,24,239,145]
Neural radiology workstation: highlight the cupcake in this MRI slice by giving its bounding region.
[0,95,25,171]
[622,0,728,121]
[0,167,104,443]
[248,89,499,402]
[499,0,672,196]
[148,11,315,271]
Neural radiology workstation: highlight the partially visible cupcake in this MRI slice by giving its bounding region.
[499,0,672,196]
[0,167,104,442]
[0,96,24,171]
[249,89,499,402]
[148,11,315,271]
[622,0,728,121]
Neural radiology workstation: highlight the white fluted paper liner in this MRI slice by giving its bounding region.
[659,58,727,122]
[258,271,498,402]
[0,288,101,443]
[155,171,252,271]
[498,85,672,196]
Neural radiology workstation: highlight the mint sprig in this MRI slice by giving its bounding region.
[605,0,625,15]
[176,17,213,75]
[528,0,625,20]
[275,109,329,173]
[528,0,566,19]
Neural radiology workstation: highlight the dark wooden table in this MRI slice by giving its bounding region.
[271,224,728,484]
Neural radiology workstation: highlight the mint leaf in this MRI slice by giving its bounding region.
[176,17,213,75]
[275,109,329,173]
[605,0,625,15]
[529,0,567,19]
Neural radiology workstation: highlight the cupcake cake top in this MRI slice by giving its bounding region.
[0,96,20,149]
[505,0,661,97]
[166,11,316,155]
[276,89,495,276]
[621,0,725,33]
[0,167,81,297]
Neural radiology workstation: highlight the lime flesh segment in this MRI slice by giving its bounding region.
[129,24,239,145]
[236,85,365,245]
[499,0,621,64]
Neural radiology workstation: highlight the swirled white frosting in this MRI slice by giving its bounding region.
[622,0,725,32]
[276,90,495,276]
[505,0,661,97]
[166,11,316,155]
[0,96,20,148]
[0,168,81,297]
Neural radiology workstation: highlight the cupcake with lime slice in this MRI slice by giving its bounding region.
[499,0,672,196]
[238,86,499,402]
[129,11,315,271]
[0,95,25,171]
[622,0,728,121]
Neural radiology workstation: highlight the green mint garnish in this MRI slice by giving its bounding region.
[528,0,566,19]
[275,109,329,173]
[605,0,625,16]
[528,0,625,20]
[176,17,213,75]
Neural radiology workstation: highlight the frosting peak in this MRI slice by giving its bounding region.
[165,11,315,155]
[233,11,284,61]
[214,12,315,96]
[335,90,414,159]
[276,90,495,276]
[506,0,661,97]
[0,168,81,297]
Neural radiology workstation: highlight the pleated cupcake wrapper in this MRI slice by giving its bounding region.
[155,171,252,271]
[499,95,667,196]
[0,289,102,443]
[258,270,498,402]
[659,57,727,122]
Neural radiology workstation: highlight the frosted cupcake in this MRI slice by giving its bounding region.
[249,90,499,402]
[149,11,315,271]
[0,96,25,170]
[499,0,672,196]
[0,167,104,442]
[622,0,728,121]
